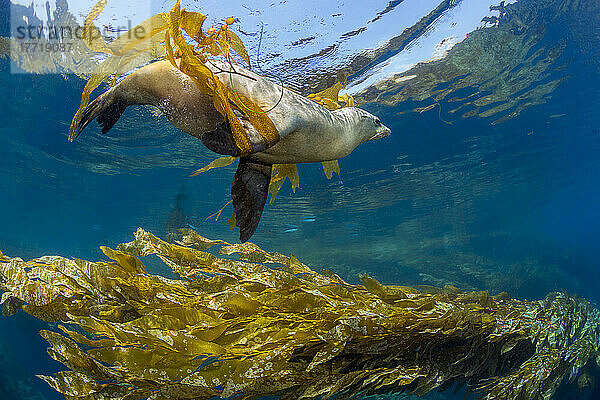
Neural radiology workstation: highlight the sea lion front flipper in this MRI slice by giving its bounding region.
[231,158,272,242]
[202,110,269,157]
[201,118,242,157]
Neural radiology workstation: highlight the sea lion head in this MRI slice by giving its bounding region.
[336,107,392,144]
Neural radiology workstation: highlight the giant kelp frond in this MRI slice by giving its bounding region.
[165,0,279,156]
[308,81,355,111]
[1,229,598,399]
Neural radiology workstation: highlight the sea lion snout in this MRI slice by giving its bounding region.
[368,124,391,141]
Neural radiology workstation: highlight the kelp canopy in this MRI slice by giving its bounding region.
[0,229,598,400]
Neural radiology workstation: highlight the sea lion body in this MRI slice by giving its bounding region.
[75,59,391,241]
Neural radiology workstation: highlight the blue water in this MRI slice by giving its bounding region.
[1,0,600,398]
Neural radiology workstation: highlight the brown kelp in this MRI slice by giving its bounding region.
[0,229,598,399]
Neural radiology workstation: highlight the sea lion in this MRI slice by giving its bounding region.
[74,60,391,242]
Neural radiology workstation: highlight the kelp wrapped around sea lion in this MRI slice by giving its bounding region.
[0,229,598,399]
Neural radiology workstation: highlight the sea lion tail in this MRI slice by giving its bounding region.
[231,158,272,242]
[74,92,128,139]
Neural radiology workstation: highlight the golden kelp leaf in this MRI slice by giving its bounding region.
[223,30,250,66]
[68,70,112,141]
[311,81,346,102]
[308,81,347,110]
[180,10,207,41]
[219,91,254,155]
[169,0,253,155]
[88,8,167,59]
[229,89,280,148]
[39,371,103,397]
[190,156,237,176]
[280,164,299,190]
[227,212,236,230]
[177,229,229,251]
[359,273,389,300]
[206,40,223,57]
[81,0,114,54]
[267,176,285,205]
[415,103,437,113]
[115,13,169,55]
[100,246,146,274]
[268,163,299,204]
[322,97,341,110]
[1,293,24,317]
[39,329,111,377]
[171,0,278,154]
[216,34,230,56]
[322,160,341,180]
[168,3,215,93]
[308,81,358,111]
[338,93,355,107]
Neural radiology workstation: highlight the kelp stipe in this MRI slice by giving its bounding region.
[0,228,598,399]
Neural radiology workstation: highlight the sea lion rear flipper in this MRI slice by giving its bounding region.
[202,110,269,157]
[75,93,128,139]
[96,98,128,134]
[231,158,272,242]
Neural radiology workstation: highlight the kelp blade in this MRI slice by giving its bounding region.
[167,0,279,156]
[190,156,237,176]
[322,160,341,180]
[268,163,299,204]
[0,228,599,400]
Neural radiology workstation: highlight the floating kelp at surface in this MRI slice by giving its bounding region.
[0,229,599,399]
